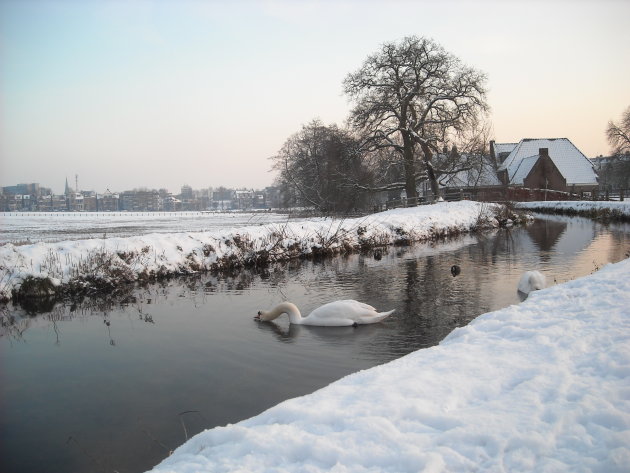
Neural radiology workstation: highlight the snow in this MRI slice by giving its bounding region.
[0,202,500,301]
[149,257,630,473]
[0,211,292,244]
[517,200,630,217]
[492,142,518,157]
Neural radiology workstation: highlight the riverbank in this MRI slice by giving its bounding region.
[516,200,630,221]
[149,256,630,473]
[0,201,516,303]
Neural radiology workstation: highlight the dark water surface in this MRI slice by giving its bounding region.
[1,216,628,473]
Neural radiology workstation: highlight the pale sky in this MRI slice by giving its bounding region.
[1,0,629,194]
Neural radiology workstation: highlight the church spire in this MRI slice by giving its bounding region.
[65,177,71,195]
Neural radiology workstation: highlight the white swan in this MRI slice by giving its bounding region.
[255,300,395,327]
[517,270,546,295]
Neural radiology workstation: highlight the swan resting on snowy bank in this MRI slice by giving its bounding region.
[255,300,395,327]
[518,271,546,295]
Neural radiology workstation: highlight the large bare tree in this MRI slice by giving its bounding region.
[344,36,488,201]
[607,106,630,155]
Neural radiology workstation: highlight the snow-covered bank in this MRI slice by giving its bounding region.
[517,200,630,219]
[0,202,505,302]
[150,258,630,473]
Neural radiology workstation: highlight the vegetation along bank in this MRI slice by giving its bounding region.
[0,202,526,303]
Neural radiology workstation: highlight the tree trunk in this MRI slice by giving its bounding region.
[420,142,440,202]
[403,134,418,200]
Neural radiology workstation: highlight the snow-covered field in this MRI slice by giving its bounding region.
[0,211,292,244]
[516,200,630,217]
[150,257,630,473]
[0,202,501,302]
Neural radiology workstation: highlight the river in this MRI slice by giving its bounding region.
[1,215,628,473]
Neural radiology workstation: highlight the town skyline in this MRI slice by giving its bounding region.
[2,177,276,199]
[2,1,629,192]
[1,178,279,212]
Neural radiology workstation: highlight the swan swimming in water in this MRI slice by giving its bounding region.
[518,270,546,295]
[255,300,395,327]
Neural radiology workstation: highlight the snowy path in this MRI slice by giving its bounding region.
[150,257,630,473]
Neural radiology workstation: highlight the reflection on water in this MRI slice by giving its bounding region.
[1,216,628,473]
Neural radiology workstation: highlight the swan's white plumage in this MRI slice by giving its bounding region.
[518,270,546,294]
[256,300,394,326]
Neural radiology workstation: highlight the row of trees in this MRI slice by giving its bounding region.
[272,36,491,212]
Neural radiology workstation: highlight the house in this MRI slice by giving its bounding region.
[495,138,598,196]
[67,192,84,211]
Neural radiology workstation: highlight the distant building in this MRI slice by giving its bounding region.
[66,192,84,211]
[253,192,267,209]
[98,190,120,211]
[197,188,213,210]
[179,184,197,210]
[82,190,120,211]
[180,185,193,200]
[212,188,235,210]
[37,194,68,211]
[162,194,182,211]
[1,182,54,210]
[2,183,41,196]
[234,190,254,210]
[82,192,97,211]
[2,194,33,211]
[120,190,161,211]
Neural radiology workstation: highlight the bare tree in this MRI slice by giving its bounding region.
[271,120,372,213]
[607,106,630,155]
[439,119,495,184]
[344,36,488,202]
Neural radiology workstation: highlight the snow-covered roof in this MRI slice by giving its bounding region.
[509,155,538,185]
[491,142,518,157]
[499,138,598,186]
[441,157,501,188]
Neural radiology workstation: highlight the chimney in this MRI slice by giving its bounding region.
[489,140,496,159]
[539,147,549,158]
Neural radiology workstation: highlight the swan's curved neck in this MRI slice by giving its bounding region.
[264,302,303,324]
